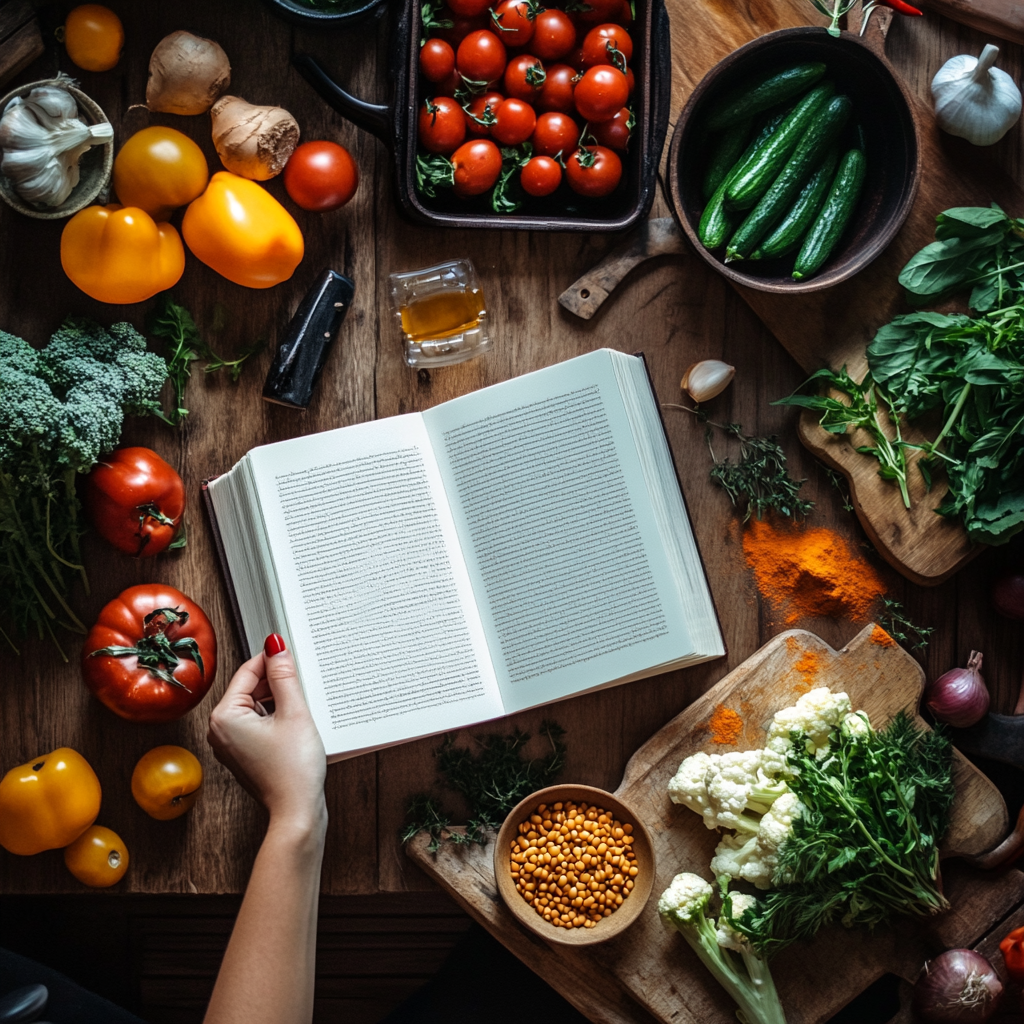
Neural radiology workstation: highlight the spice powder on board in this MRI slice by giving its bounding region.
[742,518,886,623]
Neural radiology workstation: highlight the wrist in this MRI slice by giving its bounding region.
[267,799,328,848]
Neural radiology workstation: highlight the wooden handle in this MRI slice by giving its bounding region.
[922,0,1024,45]
[964,801,1024,870]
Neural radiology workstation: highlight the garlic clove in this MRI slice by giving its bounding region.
[680,359,735,403]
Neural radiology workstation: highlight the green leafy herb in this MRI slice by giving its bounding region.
[879,597,934,650]
[402,722,567,851]
[415,151,455,199]
[735,712,953,957]
[824,468,854,513]
[421,0,454,32]
[492,143,532,214]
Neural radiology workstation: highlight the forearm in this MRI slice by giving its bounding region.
[204,811,327,1024]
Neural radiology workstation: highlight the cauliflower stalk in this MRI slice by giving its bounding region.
[658,873,788,1024]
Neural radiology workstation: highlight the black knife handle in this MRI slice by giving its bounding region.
[263,270,355,409]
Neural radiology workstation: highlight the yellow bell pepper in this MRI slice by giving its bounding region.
[0,747,102,856]
[182,171,304,289]
[60,204,185,304]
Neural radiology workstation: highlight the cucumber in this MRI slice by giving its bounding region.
[751,145,840,260]
[702,119,752,200]
[706,62,827,131]
[698,112,786,250]
[725,95,851,262]
[793,147,867,280]
[725,82,834,211]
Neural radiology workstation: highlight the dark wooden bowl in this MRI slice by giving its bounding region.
[667,27,920,293]
[261,0,387,27]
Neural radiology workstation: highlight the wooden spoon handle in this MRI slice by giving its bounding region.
[964,802,1024,870]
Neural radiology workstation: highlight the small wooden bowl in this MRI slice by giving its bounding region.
[667,27,920,293]
[494,784,655,947]
[0,78,113,220]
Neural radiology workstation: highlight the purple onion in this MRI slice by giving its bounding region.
[993,573,1024,622]
[912,949,1003,1023]
[925,651,989,729]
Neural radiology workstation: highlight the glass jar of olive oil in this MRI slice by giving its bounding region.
[388,259,491,367]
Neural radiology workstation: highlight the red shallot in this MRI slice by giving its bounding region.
[993,572,1024,621]
[912,949,1003,1023]
[925,651,988,728]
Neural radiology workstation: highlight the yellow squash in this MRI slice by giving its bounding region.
[182,171,304,288]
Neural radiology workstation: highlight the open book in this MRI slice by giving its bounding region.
[205,349,723,760]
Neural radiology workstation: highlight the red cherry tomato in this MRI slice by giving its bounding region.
[531,9,575,61]
[463,91,504,136]
[450,139,503,196]
[573,0,624,25]
[565,145,622,197]
[588,106,631,150]
[574,65,629,122]
[435,8,488,46]
[447,0,490,14]
[536,63,577,113]
[531,111,580,156]
[490,0,534,46]
[434,67,465,97]
[82,447,184,558]
[456,29,507,83]
[420,38,456,82]
[520,155,562,196]
[615,0,634,26]
[283,141,359,211]
[504,54,546,101]
[581,23,633,67]
[82,585,217,724]
[625,65,635,95]
[565,45,587,72]
[492,97,537,145]
[418,96,467,153]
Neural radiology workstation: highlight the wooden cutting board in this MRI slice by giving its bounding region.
[408,625,1024,1024]
[659,0,1024,586]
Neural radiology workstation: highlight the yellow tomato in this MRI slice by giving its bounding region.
[131,746,203,821]
[64,5,123,72]
[64,825,129,887]
[113,127,209,221]
[61,204,185,304]
[0,748,101,856]
[182,171,304,289]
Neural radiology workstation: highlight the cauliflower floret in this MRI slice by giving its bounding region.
[716,892,759,952]
[668,750,719,821]
[767,687,851,760]
[842,710,872,741]
[711,832,774,890]
[657,872,714,926]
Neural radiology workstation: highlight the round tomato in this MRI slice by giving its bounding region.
[625,65,635,95]
[531,9,575,61]
[490,0,534,46]
[64,4,123,72]
[589,106,631,150]
[531,111,579,156]
[284,141,359,211]
[418,96,467,153]
[581,23,633,68]
[492,98,537,145]
[132,746,203,820]
[565,45,587,72]
[434,67,465,97]
[82,447,185,557]
[572,0,624,24]
[113,127,208,221]
[521,155,562,196]
[566,145,622,197]
[435,8,488,45]
[456,29,507,83]
[450,139,503,196]
[464,91,504,136]
[615,0,634,25]
[65,826,129,888]
[448,0,490,14]
[420,38,456,82]
[536,63,577,113]
[82,585,217,724]
[505,54,546,101]
[574,65,629,122]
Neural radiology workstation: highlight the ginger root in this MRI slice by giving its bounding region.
[146,31,230,116]
[210,96,300,181]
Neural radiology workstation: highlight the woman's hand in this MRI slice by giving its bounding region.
[207,634,327,835]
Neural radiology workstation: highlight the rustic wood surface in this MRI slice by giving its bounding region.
[0,0,1022,912]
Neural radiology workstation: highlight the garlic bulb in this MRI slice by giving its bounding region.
[0,84,113,207]
[681,360,735,403]
[931,45,1022,147]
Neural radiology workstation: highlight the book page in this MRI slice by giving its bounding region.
[423,349,692,713]
[245,415,504,757]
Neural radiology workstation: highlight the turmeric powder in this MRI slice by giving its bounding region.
[742,518,886,624]
[707,704,743,744]
[870,625,898,648]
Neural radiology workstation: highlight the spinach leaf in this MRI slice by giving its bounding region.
[935,204,1009,239]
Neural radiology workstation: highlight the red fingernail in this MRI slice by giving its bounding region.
[264,633,286,657]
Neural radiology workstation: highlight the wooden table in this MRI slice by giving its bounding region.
[1,0,1022,901]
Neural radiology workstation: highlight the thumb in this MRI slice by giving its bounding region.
[262,634,308,716]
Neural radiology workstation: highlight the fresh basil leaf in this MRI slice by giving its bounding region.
[935,205,1008,239]
[898,232,1007,300]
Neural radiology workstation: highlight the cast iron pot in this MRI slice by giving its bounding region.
[293,0,672,232]
[667,27,920,293]
[262,0,388,28]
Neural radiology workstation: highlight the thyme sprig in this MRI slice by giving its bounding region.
[879,597,935,650]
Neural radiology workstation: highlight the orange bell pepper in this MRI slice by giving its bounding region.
[182,171,304,289]
[60,204,185,304]
[0,747,102,856]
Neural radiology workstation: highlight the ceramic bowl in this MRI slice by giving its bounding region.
[0,78,113,220]
[493,784,655,946]
[667,27,920,293]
